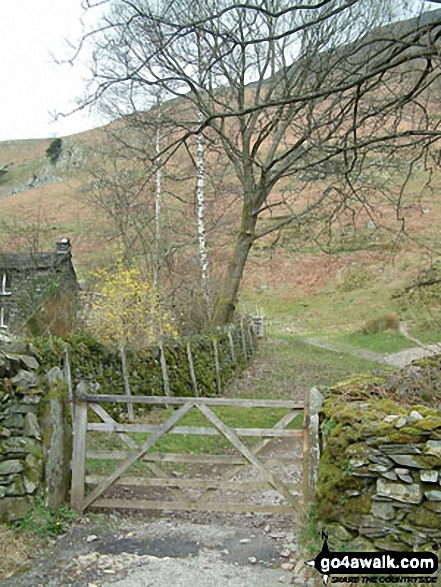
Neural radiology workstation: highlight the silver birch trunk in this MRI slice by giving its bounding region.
[153,96,162,290]
[196,110,212,317]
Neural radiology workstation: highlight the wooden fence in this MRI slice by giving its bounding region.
[63,318,258,413]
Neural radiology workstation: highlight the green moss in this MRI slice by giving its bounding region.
[328,373,386,395]
[327,424,363,452]
[31,322,255,419]
[413,416,441,431]
[412,405,441,418]
[405,504,441,529]
[321,417,337,438]
[345,494,372,516]
[346,442,369,457]
[315,350,441,543]
[412,357,440,369]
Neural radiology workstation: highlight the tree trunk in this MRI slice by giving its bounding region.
[212,203,257,326]
[153,96,163,290]
[196,110,213,317]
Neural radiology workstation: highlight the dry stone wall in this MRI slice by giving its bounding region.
[0,347,71,522]
[316,372,441,552]
[0,320,257,521]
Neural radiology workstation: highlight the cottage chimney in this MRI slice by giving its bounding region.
[56,238,72,254]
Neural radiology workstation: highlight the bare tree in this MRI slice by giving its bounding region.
[73,0,441,324]
[153,94,164,288]
[80,144,156,268]
[0,205,55,255]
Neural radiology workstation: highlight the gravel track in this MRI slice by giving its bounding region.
[0,515,321,587]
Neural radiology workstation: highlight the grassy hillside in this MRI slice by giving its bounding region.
[1,116,441,343]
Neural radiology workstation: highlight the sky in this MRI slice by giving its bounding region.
[0,0,438,143]
[0,0,106,142]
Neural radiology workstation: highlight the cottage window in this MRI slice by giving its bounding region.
[0,273,11,297]
[0,307,6,329]
[0,274,10,329]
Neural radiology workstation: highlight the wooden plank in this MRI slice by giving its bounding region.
[88,403,189,502]
[198,408,303,504]
[196,404,300,512]
[71,401,88,513]
[85,474,301,492]
[90,403,138,448]
[186,342,199,397]
[86,451,302,465]
[83,402,194,510]
[87,422,303,438]
[252,409,302,453]
[92,498,295,515]
[81,395,303,409]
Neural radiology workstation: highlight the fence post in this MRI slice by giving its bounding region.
[248,321,256,355]
[119,343,134,421]
[227,330,236,364]
[158,341,171,398]
[240,319,248,363]
[212,339,221,393]
[71,399,88,514]
[186,341,199,397]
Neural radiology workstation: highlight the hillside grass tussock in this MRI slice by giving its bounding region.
[362,313,400,335]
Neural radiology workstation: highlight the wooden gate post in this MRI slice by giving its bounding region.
[71,400,88,514]
[303,387,323,506]
[302,387,311,507]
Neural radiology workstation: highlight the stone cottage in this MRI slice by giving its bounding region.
[0,239,79,334]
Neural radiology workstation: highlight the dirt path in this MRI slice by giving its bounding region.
[0,514,319,587]
[303,337,441,368]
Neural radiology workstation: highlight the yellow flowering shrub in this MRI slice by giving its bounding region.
[87,260,178,348]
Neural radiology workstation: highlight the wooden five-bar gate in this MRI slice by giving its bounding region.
[71,392,321,516]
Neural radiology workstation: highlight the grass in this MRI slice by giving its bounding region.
[0,499,78,580]
[316,330,415,354]
[0,525,37,580]
[254,332,387,392]
[85,327,388,480]
[17,497,78,539]
[298,504,322,557]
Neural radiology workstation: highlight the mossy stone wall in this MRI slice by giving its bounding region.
[0,347,71,522]
[34,321,256,412]
[315,364,441,552]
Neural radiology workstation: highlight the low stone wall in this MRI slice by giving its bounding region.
[35,320,257,402]
[0,347,71,522]
[316,372,441,552]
